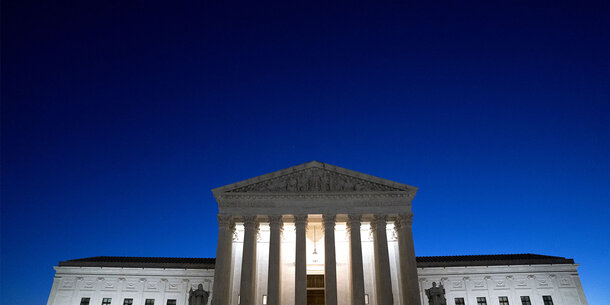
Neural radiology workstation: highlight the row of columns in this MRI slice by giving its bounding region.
[211,214,421,305]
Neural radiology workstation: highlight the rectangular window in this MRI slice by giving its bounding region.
[166,300,176,305]
[145,300,155,305]
[123,299,133,305]
[455,298,465,305]
[499,296,510,305]
[477,297,487,305]
[521,296,532,305]
[102,299,112,305]
[542,296,554,305]
[80,298,91,305]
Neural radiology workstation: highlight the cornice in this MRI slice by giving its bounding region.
[216,191,414,202]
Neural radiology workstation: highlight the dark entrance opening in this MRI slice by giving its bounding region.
[307,275,325,305]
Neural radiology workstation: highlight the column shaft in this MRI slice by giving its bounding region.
[294,215,308,305]
[239,216,259,305]
[323,214,338,305]
[212,215,235,305]
[396,213,422,305]
[267,216,283,305]
[347,215,365,305]
[372,215,393,305]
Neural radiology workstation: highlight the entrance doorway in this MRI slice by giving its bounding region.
[307,275,325,305]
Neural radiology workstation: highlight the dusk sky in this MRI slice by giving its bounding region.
[1,1,609,304]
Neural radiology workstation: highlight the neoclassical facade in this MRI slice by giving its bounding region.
[210,161,421,305]
[46,161,589,305]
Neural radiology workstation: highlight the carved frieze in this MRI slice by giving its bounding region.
[102,280,117,290]
[451,281,464,289]
[124,281,139,291]
[82,279,95,290]
[60,280,75,289]
[167,282,180,291]
[560,277,573,286]
[227,168,404,193]
[145,281,159,291]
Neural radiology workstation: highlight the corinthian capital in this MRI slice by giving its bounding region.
[395,212,414,229]
[268,215,283,227]
[370,214,388,233]
[294,214,308,226]
[346,214,362,233]
[322,214,336,226]
[217,214,234,228]
[243,216,260,232]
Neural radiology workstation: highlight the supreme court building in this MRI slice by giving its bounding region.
[46,161,589,305]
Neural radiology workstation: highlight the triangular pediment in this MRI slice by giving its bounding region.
[213,161,416,195]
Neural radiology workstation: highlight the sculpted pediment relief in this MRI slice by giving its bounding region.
[215,162,415,194]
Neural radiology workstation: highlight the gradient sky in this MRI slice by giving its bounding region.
[2,1,609,304]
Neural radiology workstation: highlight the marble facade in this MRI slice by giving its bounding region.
[46,161,589,305]
[211,161,421,305]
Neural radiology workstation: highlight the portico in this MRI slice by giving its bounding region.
[210,161,421,305]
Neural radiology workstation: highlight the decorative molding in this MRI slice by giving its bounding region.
[294,215,308,226]
[346,214,361,233]
[395,212,414,229]
[216,163,415,194]
[243,216,260,233]
[218,192,412,202]
[268,215,283,226]
[370,215,387,233]
[217,215,234,227]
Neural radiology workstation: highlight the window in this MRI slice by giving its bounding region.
[80,298,91,305]
[542,296,554,305]
[455,298,465,305]
[499,296,510,305]
[521,296,532,305]
[145,300,155,305]
[123,299,133,305]
[166,300,176,305]
[102,299,112,305]
[477,297,487,305]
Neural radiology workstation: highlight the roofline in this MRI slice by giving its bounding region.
[211,161,418,196]
[57,254,576,270]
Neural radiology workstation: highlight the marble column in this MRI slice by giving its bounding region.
[323,214,338,305]
[212,215,235,305]
[347,215,365,305]
[239,216,259,305]
[396,213,421,305]
[267,215,283,305]
[294,215,308,305]
[371,215,393,305]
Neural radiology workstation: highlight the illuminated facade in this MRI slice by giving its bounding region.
[46,162,589,305]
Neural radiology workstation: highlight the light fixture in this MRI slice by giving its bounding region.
[364,294,369,304]
[262,295,267,305]
[237,295,240,305]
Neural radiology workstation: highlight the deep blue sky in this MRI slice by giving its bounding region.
[2,0,609,304]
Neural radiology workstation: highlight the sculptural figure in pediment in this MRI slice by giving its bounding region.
[227,167,403,193]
